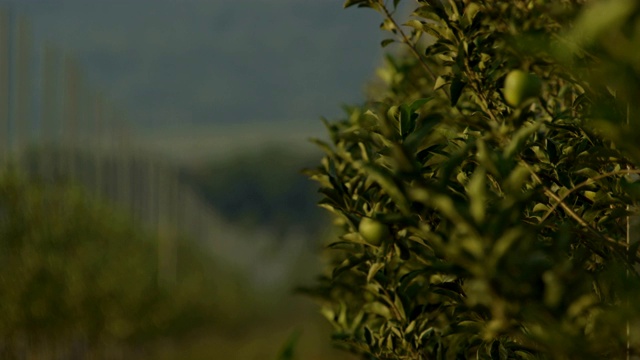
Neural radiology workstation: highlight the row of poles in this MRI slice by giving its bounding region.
[0,6,225,289]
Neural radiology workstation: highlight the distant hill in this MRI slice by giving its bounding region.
[180,144,328,235]
[6,0,386,131]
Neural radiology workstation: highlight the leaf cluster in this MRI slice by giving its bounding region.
[305,1,640,359]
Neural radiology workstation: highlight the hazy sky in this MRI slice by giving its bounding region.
[5,1,385,130]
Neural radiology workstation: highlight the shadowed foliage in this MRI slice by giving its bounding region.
[304,1,640,358]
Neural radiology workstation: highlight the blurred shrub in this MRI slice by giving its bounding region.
[304,0,640,358]
[0,171,246,358]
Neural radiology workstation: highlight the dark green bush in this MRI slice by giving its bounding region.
[305,1,640,358]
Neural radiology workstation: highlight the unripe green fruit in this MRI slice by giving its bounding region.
[358,217,389,246]
[503,70,542,107]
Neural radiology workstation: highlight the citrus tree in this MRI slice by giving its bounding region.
[304,0,640,358]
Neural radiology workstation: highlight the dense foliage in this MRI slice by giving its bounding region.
[305,0,640,358]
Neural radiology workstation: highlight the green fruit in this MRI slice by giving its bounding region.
[503,70,542,107]
[358,217,389,246]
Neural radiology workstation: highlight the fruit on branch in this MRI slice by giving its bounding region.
[358,217,390,246]
[504,70,542,107]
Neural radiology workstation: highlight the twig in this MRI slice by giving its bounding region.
[378,2,437,81]
[520,161,630,256]
[540,169,640,224]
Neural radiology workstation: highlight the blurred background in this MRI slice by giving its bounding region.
[0,0,387,359]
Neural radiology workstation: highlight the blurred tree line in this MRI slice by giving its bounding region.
[0,170,252,358]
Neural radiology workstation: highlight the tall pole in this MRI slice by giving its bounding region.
[5,7,13,163]
[0,9,9,165]
[40,44,57,181]
[157,163,177,288]
[92,93,104,198]
[63,55,79,182]
[75,77,90,188]
[15,14,30,168]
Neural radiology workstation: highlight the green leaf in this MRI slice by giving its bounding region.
[504,165,531,193]
[431,282,465,301]
[399,269,431,292]
[405,320,416,335]
[364,326,374,345]
[381,18,396,32]
[343,0,369,8]
[503,121,542,160]
[405,19,424,31]
[362,163,411,215]
[490,340,501,360]
[367,262,385,283]
[404,113,442,152]
[629,240,640,263]
[546,138,559,164]
[337,302,348,327]
[276,330,301,360]
[408,97,434,113]
[450,76,466,107]
[333,255,368,279]
[399,103,413,138]
[476,139,500,177]
[328,239,361,250]
[490,228,523,267]
[363,301,392,319]
[419,1,448,22]
[381,38,395,48]
[309,137,334,157]
[318,188,345,208]
[467,167,487,223]
[393,292,407,320]
[395,238,411,260]
[410,186,475,231]
[434,76,448,91]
